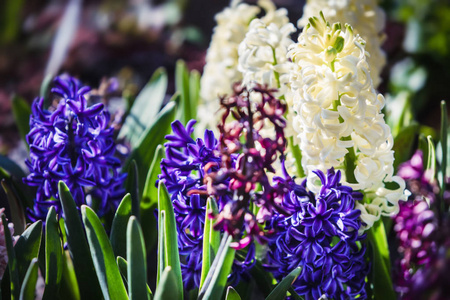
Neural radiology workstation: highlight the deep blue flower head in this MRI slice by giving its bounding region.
[24,75,126,221]
[159,120,254,290]
[266,168,368,300]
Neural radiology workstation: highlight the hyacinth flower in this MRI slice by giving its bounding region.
[201,83,290,249]
[24,75,126,221]
[298,0,386,88]
[288,13,406,231]
[392,150,450,298]
[266,166,368,300]
[158,120,255,290]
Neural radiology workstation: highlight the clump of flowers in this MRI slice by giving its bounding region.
[393,150,450,299]
[203,83,289,249]
[288,13,405,230]
[159,120,255,290]
[24,75,126,221]
[298,0,386,88]
[266,167,368,299]
[198,0,260,135]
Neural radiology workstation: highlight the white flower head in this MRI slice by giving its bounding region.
[298,0,386,88]
[198,0,261,135]
[289,13,406,231]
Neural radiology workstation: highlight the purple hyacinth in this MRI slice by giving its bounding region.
[24,75,126,221]
[266,167,368,300]
[158,120,254,291]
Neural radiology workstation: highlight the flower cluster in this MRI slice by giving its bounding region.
[288,13,405,230]
[266,168,368,299]
[24,75,126,221]
[203,84,289,249]
[392,150,450,298]
[298,0,386,88]
[197,0,260,135]
[159,120,255,290]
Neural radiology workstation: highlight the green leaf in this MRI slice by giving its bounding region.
[1,180,25,234]
[81,206,128,300]
[249,260,274,297]
[43,206,63,299]
[154,267,182,300]
[426,135,437,183]
[225,286,241,300]
[175,60,192,125]
[198,234,236,300]
[128,161,140,220]
[367,221,395,300]
[157,182,183,299]
[14,221,42,284]
[125,97,178,194]
[11,96,31,148]
[19,258,39,300]
[199,197,220,290]
[119,68,168,147]
[157,212,165,287]
[40,74,53,103]
[127,217,149,300]
[58,251,80,300]
[110,194,132,259]
[0,155,26,180]
[2,214,19,299]
[393,122,419,170]
[265,267,302,300]
[141,145,164,252]
[0,0,25,43]
[439,101,448,208]
[58,182,102,299]
[189,70,200,119]
[118,256,153,299]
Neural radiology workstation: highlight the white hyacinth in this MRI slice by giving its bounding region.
[298,0,386,88]
[237,1,301,177]
[289,13,405,230]
[197,0,261,135]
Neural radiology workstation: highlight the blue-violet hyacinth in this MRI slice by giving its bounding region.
[266,167,368,300]
[159,119,255,291]
[24,75,126,221]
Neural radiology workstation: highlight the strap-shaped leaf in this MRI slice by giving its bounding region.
[440,101,448,210]
[175,60,192,125]
[81,206,128,300]
[189,69,200,120]
[19,258,39,300]
[1,180,25,234]
[119,68,168,147]
[14,221,42,284]
[141,145,164,251]
[199,197,220,290]
[225,286,241,300]
[154,267,181,300]
[125,96,178,194]
[11,95,31,148]
[128,161,140,220]
[2,214,19,299]
[265,267,302,300]
[367,221,395,300]
[127,217,149,300]
[110,194,132,259]
[198,234,236,300]
[157,182,183,299]
[43,206,63,299]
[117,256,153,299]
[59,182,102,299]
[427,135,436,183]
